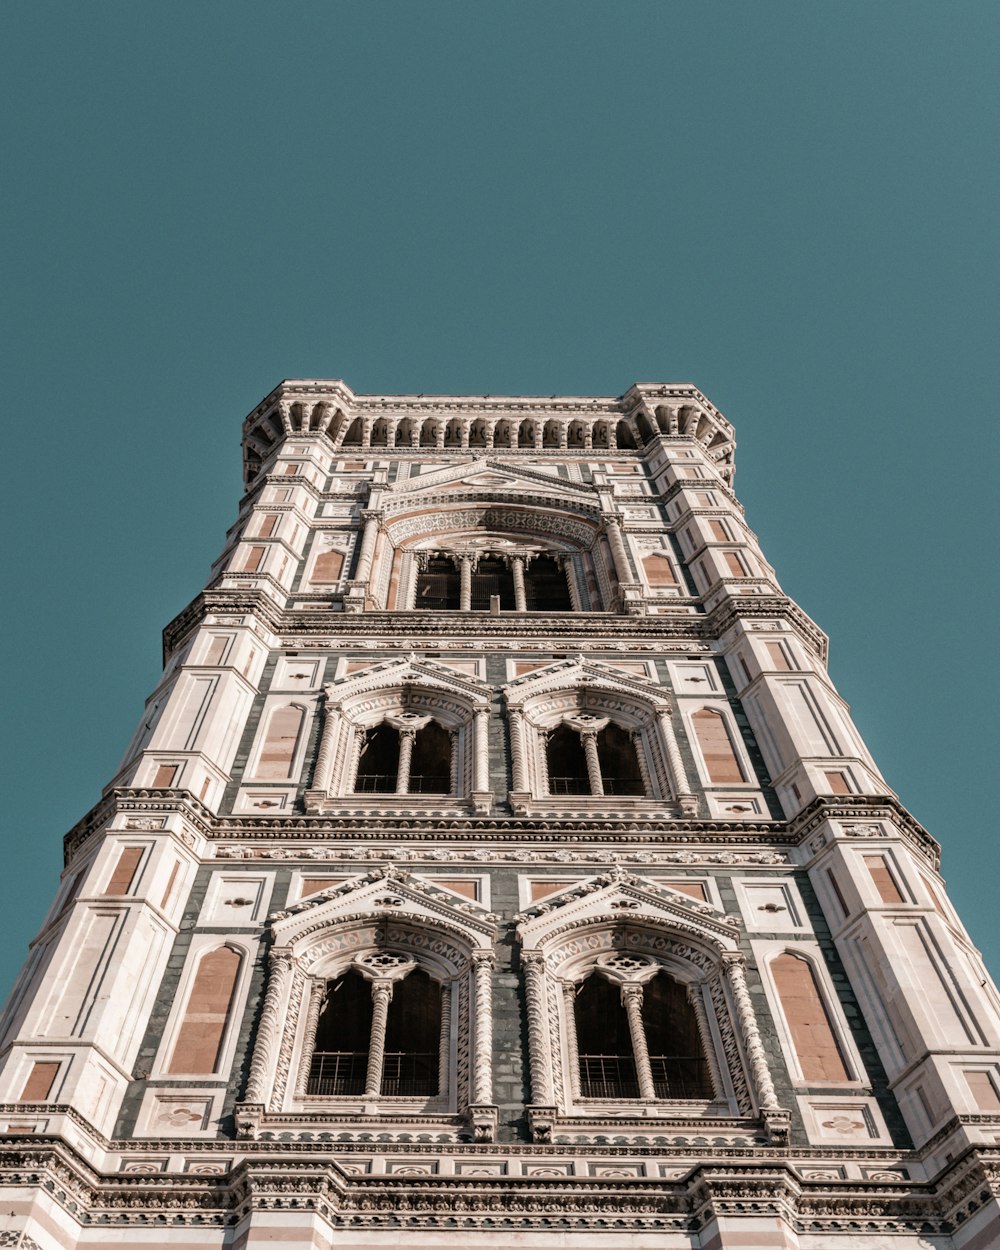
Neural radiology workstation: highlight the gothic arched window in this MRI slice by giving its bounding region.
[545,719,647,798]
[354,723,400,793]
[596,722,645,796]
[573,961,713,1101]
[409,720,453,794]
[546,723,590,795]
[307,957,442,1098]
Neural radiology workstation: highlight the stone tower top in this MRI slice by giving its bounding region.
[241,379,737,487]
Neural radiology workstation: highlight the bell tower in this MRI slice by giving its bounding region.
[1,379,998,1249]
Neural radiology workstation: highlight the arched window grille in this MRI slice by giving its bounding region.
[411,550,576,613]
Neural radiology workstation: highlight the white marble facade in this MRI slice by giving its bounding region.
[0,381,997,1249]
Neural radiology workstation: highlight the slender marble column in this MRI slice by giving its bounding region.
[396,729,416,794]
[581,730,604,797]
[724,954,780,1111]
[471,952,495,1105]
[508,706,527,792]
[603,513,634,586]
[522,952,554,1105]
[474,707,490,794]
[655,707,696,811]
[510,556,527,612]
[312,692,340,794]
[631,729,653,798]
[459,555,473,611]
[365,981,394,1097]
[244,952,293,1104]
[294,981,327,1096]
[354,509,382,583]
[561,981,582,1099]
[688,983,725,1099]
[344,723,363,795]
[562,556,583,611]
[437,982,452,1100]
[622,984,656,1099]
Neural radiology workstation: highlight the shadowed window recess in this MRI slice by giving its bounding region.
[307,962,442,1098]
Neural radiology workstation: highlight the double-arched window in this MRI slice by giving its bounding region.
[354,716,454,795]
[572,956,713,1100]
[307,957,443,1098]
[545,720,646,797]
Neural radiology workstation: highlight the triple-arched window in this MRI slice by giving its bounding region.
[412,551,573,612]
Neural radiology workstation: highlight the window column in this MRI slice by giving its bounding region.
[560,555,583,611]
[354,509,382,584]
[244,952,293,1106]
[580,729,605,797]
[474,707,490,795]
[522,951,554,1106]
[656,706,698,815]
[311,690,341,794]
[621,984,656,1099]
[630,729,653,797]
[510,555,527,612]
[459,554,473,611]
[364,981,394,1097]
[562,981,582,1098]
[723,952,785,1138]
[471,951,495,1108]
[603,513,635,588]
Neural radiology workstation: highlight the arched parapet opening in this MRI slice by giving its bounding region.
[502,657,698,816]
[305,655,493,814]
[376,492,605,613]
[240,867,498,1139]
[515,868,786,1140]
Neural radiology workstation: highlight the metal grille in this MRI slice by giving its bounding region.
[649,1055,711,1099]
[601,776,645,796]
[548,775,591,795]
[307,1051,367,1096]
[470,572,515,611]
[306,1051,439,1097]
[380,1051,438,1096]
[579,1055,711,1099]
[408,773,450,794]
[354,773,396,793]
[578,1054,640,1098]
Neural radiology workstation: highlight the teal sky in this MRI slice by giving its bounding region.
[1,3,998,1004]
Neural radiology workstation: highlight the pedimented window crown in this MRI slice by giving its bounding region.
[503,657,697,813]
[306,655,493,811]
[242,867,501,1138]
[514,867,786,1138]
